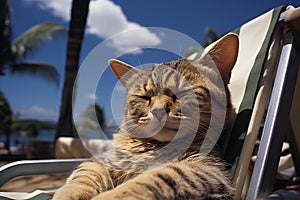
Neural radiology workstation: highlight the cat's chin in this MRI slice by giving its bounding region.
[150,127,178,142]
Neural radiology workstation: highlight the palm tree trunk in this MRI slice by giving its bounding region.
[55,0,90,140]
[0,0,12,74]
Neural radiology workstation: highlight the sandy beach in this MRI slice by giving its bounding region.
[0,162,69,193]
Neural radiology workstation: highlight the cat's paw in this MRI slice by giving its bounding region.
[92,190,147,200]
[92,191,129,200]
[53,184,98,200]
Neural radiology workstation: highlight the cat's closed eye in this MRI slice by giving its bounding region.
[138,95,152,101]
[162,88,176,102]
[175,88,194,99]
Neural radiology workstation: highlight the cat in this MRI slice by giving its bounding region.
[53,33,239,200]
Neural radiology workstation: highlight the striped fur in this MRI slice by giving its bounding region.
[53,34,239,200]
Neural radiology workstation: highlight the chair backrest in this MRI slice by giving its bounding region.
[223,6,284,164]
[196,5,300,199]
[225,6,285,197]
[221,5,300,199]
[248,5,300,199]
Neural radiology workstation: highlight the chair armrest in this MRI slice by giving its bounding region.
[0,158,87,187]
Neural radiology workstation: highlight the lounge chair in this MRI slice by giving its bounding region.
[0,5,300,200]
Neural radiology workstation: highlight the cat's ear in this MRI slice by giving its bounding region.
[109,59,140,87]
[200,33,239,83]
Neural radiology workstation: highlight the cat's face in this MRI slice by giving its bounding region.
[121,60,212,142]
[110,34,238,142]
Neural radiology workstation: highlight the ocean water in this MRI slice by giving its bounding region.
[0,127,116,151]
[0,129,55,150]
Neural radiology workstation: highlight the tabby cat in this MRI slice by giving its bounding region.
[53,33,239,200]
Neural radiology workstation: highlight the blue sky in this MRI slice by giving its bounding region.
[1,0,299,125]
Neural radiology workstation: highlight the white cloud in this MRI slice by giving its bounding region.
[24,0,72,21]
[86,0,161,53]
[24,0,161,53]
[16,105,58,121]
[87,93,98,100]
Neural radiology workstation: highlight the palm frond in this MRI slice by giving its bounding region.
[12,22,66,59]
[10,62,60,86]
[81,104,105,126]
[202,27,222,47]
[77,119,100,132]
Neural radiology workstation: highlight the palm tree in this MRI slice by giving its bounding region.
[0,0,66,85]
[0,91,13,153]
[185,28,222,59]
[77,103,105,131]
[0,0,66,153]
[202,27,222,47]
[55,0,90,140]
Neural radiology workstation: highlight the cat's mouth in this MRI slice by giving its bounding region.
[151,124,178,133]
[153,120,181,133]
[162,127,178,132]
[163,121,180,131]
[162,124,178,131]
[151,127,178,142]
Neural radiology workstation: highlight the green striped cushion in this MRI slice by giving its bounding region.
[224,6,285,167]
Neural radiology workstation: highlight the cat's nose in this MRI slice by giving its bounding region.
[151,105,166,121]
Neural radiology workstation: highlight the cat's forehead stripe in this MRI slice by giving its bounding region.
[162,68,176,85]
[146,65,183,92]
